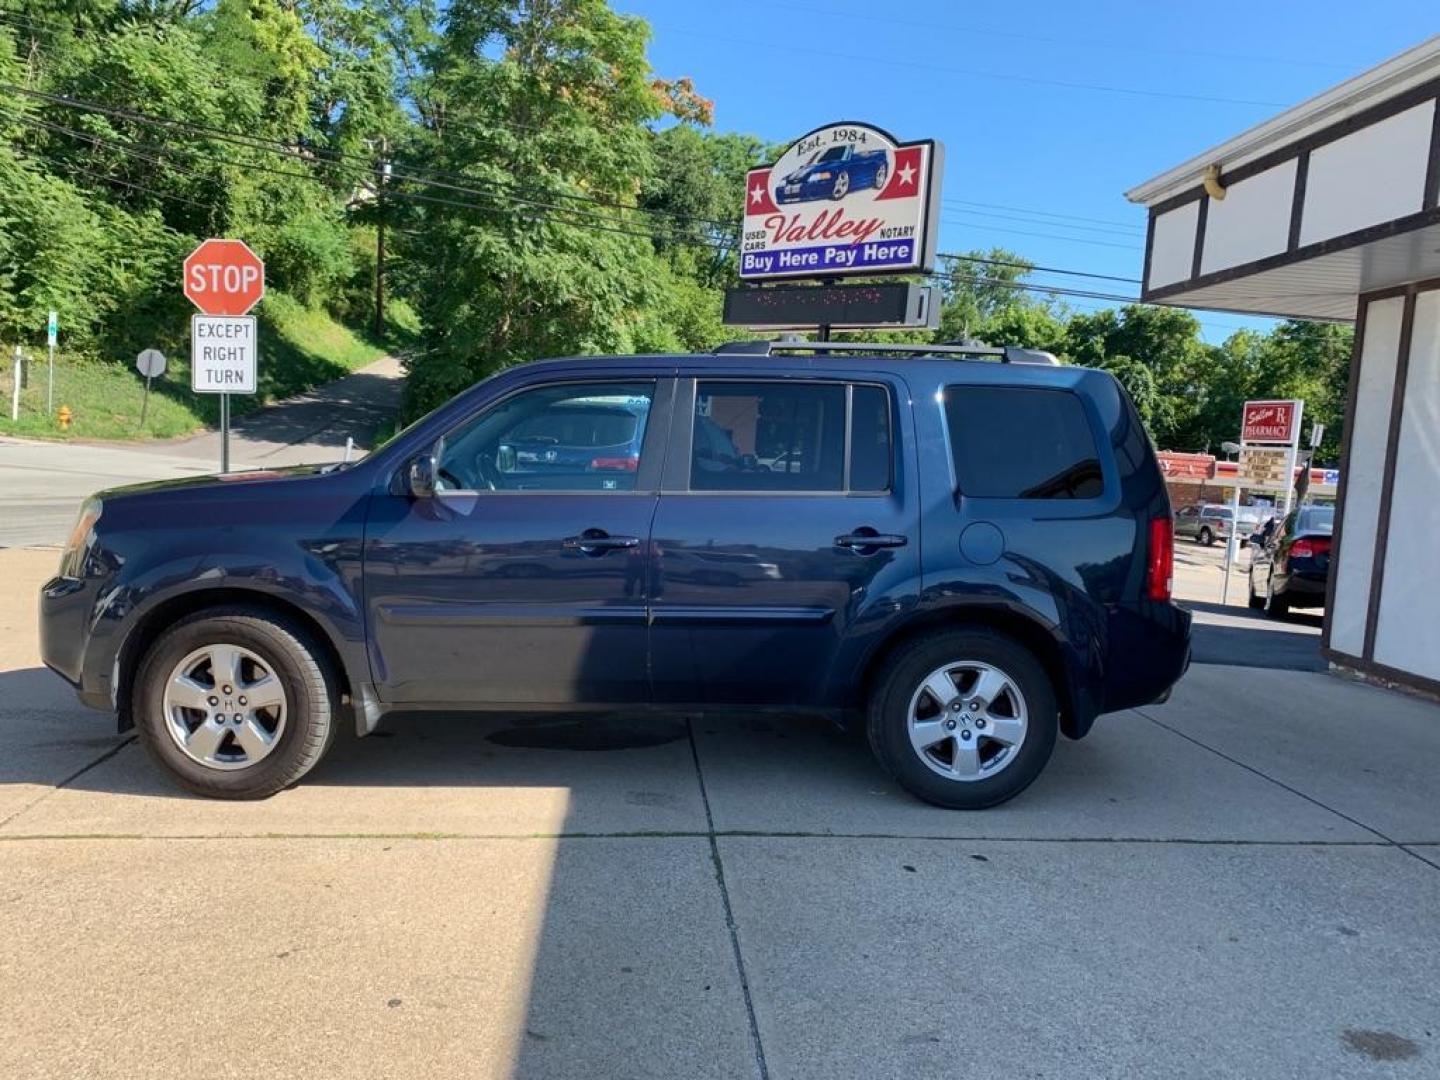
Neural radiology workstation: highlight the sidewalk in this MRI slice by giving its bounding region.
[2,542,1437,1079]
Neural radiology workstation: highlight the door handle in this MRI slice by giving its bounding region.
[835,531,908,550]
[563,530,641,555]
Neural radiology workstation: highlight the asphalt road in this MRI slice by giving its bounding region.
[1173,538,1327,672]
[3,545,1438,1079]
[0,355,401,548]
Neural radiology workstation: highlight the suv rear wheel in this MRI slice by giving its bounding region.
[1198,525,1215,545]
[133,608,338,799]
[867,629,1058,809]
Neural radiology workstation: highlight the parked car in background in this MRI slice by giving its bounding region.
[775,143,889,203]
[493,393,650,488]
[39,341,1190,810]
[1248,504,1335,617]
[1174,503,1263,546]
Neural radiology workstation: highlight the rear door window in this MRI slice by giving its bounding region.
[942,386,1102,499]
[690,381,891,493]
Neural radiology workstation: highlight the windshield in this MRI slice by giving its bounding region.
[817,146,846,163]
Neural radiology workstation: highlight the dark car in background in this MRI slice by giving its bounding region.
[38,342,1189,810]
[1248,504,1335,617]
[775,143,889,202]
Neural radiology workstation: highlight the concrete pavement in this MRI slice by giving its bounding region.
[3,546,1438,1079]
[0,355,402,547]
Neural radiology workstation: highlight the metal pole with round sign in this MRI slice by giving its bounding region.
[136,348,166,427]
[184,239,264,472]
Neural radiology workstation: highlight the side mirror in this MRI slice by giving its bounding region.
[407,451,437,498]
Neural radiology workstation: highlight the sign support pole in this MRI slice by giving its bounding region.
[1221,471,1243,606]
[9,347,20,422]
[220,393,230,473]
[1280,400,1304,519]
[140,374,153,426]
[46,310,56,416]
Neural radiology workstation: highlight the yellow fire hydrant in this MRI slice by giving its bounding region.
[57,405,72,430]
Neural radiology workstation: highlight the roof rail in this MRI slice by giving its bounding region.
[710,340,1060,365]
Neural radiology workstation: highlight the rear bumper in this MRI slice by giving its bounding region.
[1280,571,1328,604]
[1099,602,1193,717]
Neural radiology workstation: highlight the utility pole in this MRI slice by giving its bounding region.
[374,138,390,340]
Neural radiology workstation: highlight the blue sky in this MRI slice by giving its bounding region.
[617,0,1431,341]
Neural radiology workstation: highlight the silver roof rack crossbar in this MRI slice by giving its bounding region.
[710,341,1060,365]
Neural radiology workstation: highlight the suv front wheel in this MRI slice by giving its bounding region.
[867,629,1058,809]
[133,607,339,799]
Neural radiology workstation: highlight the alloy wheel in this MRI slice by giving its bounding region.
[162,644,288,771]
[906,661,1028,781]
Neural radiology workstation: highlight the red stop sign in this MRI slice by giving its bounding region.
[183,239,265,316]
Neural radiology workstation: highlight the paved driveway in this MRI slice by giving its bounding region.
[2,547,1438,1079]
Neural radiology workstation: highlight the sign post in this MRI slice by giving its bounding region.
[46,310,56,415]
[9,346,20,422]
[183,239,264,471]
[135,348,166,427]
[1223,399,1304,605]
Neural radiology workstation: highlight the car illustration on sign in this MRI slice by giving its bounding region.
[776,143,890,203]
[739,122,943,281]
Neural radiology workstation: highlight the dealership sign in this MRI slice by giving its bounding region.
[1241,399,1301,443]
[740,122,943,281]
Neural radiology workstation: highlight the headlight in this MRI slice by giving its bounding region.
[58,497,102,579]
[811,171,832,180]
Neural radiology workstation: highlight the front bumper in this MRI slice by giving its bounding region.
[39,574,111,712]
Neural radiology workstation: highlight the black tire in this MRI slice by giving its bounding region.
[1247,571,1266,610]
[1265,576,1291,620]
[1198,526,1214,546]
[831,171,850,199]
[873,164,887,190]
[133,607,338,799]
[867,629,1058,810]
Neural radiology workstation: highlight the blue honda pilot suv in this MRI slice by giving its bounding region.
[39,342,1190,808]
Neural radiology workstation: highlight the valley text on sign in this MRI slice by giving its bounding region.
[191,315,257,394]
[740,122,942,281]
[1241,399,1301,443]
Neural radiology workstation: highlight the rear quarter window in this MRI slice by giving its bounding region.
[943,386,1103,499]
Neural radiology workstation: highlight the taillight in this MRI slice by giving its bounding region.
[1290,537,1330,559]
[590,456,639,471]
[1147,516,1173,602]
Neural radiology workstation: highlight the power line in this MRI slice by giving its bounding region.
[10,143,212,209]
[739,0,1353,72]
[926,267,1140,306]
[1,82,740,231]
[935,252,1140,285]
[8,96,1149,285]
[943,206,1143,238]
[940,218,1141,251]
[652,24,1288,108]
[942,198,1144,231]
[4,103,698,246]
